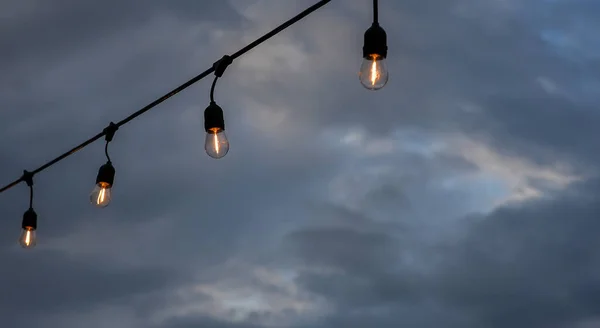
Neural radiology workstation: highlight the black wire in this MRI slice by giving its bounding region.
[373,0,378,24]
[210,76,218,103]
[228,0,331,61]
[104,141,111,163]
[0,0,332,195]
[28,185,33,209]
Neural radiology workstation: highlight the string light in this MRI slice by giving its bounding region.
[0,0,396,248]
[204,55,232,159]
[19,171,37,249]
[359,0,389,90]
[90,123,118,208]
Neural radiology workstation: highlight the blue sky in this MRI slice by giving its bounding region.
[0,0,599,327]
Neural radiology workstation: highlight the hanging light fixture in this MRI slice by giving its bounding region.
[0,0,348,250]
[19,171,37,249]
[90,122,117,208]
[359,0,389,90]
[204,55,232,159]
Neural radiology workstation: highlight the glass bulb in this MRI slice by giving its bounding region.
[19,227,36,249]
[90,182,112,208]
[359,54,389,90]
[205,128,229,159]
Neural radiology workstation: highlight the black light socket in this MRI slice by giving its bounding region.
[95,162,115,186]
[22,208,37,230]
[204,101,225,132]
[363,23,388,59]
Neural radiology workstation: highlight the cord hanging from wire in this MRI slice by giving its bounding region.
[28,183,33,209]
[373,0,378,24]
[104,141,111,163]
[210,76,218,104]
[23,171,34,209]
[210,55,232,103]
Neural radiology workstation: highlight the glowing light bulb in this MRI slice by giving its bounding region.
[359,54,388,90]
[20,208,37,249]
[91,162,115,208]
[19,227,36,249]
[90,182,112,208]
[205,127,229,159]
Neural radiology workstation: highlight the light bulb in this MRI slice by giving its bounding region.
[205,128,229,159]
[90,182,112,208]
[20,208,37,249]
[91,162,115,208]
[19,227,36,249]
[359,54,388,90]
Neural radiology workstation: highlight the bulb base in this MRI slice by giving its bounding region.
[96,162,115,186]
[22,208,37,230]
[363,23,387,59]
[204,102,225,132]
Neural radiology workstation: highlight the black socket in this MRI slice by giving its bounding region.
[363,23,388,59]
[95,162,115,186]
[204,102,225,132]
[22,208,37,230]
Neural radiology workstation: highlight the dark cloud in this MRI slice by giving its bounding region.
[433,179,600,327]
[155,315,263,328]
[0,248,177,328]
[284,178,600,327]
[0,0,239,70]
[0,0,599,327]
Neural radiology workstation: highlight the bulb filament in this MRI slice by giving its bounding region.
[97,187,106,204]
[370,54,381,86]
[94,182,110,206]
[371,60,377,86]
[213,132,220,155]
[24,229,32,246]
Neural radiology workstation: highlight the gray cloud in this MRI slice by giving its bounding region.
[155,316,263,328]
[0,0,599,327]
[284,178,600,327]
[0,248,178,328]
[433,179,600,327]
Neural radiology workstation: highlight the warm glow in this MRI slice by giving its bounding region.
[24,229,31,246]
[20,226,36,248]
[205,127,229,159]
[214,132,220,155]
[90,181,112,208]
[97,187,106,205]
[94,182,110,205]
[359,53,388,90]
[371,59,378,85]
[210,127,223,155]
[370,54,380,86]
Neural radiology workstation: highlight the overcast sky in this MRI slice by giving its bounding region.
[1,0,600,327]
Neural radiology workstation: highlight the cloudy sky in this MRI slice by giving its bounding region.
[1,0,599,327]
